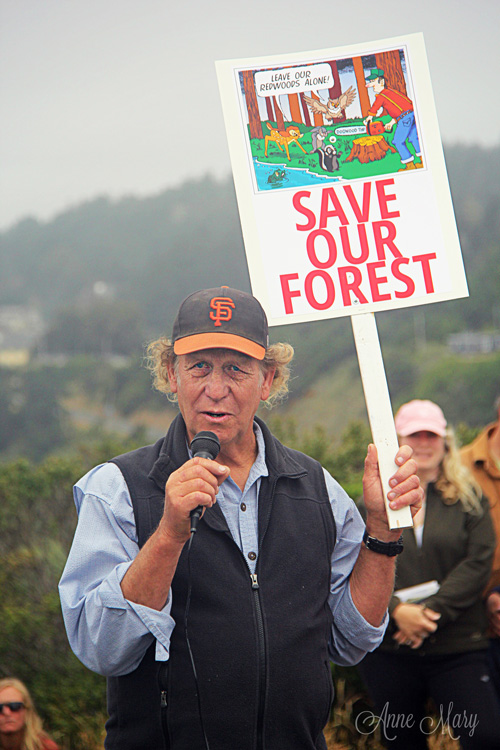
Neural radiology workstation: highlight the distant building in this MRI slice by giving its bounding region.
[0,306,45,366]
[447,330,500,355]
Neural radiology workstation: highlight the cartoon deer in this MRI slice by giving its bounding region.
[264,123,307,161]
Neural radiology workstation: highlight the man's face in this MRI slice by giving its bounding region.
[167,348,275,457]
[366,77,384,94]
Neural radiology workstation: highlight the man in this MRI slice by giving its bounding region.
[364,67,422,171]
[59,286,422,750]
[461,395,500,695]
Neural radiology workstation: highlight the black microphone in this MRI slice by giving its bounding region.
[189,431,221,533]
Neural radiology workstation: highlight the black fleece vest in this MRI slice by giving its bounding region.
[106,415,336,750]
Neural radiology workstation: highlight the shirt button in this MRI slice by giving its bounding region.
[240,503,247,512]
[248,551,257,561]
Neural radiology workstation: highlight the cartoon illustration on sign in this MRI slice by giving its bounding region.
[237,46,423,192]
[264,122,307,160]
[309,126,328,153]
[266,167,289,187]
[316,142,342,172]
[217,34,467,327]
[364,68,422,171]
[302,85,357,122]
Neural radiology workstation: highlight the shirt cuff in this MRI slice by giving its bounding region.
[112,562,176,657]
[334,585,389,652]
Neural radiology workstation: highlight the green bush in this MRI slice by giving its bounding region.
[0,440,143,748]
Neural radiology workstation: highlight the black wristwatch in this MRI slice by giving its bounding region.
[363,530,404,556]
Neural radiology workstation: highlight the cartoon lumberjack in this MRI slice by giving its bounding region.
[364,68,423,171]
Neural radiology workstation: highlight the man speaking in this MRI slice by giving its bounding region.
[59,286,422,749]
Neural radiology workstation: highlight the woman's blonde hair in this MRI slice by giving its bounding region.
[436,427,483,513]
[0,677,50,750]
[145,338,294,408]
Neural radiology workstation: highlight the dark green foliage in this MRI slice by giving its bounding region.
[267,416,370,499]
[61,354,170,416]
[0,356,175,462]
[455,422,482,448]
[413,352,500,426]
[0,455,104,747]
[0,439,146,748]
[0,367,70,461]
[45,300,145,357]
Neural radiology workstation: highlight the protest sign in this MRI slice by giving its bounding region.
[216,34,467,527]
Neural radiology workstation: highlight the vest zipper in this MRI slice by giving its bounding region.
[250,572,266,750]
[248,472,306,750]
[237,471,308,747]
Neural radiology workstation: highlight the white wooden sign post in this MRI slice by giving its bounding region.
[351,312,411,528]
[216,34,468,528]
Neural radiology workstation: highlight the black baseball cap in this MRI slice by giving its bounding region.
[172,286,269,360]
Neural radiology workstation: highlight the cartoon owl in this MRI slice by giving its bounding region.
[303,86,357,121]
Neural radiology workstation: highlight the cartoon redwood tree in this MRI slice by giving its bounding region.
[288,93,303,124]
[299,92,312,126]
[353,56,371,117]
[273,96,285,130]
[327,60,346,123]
[242,70,263,139]
[375,49,407,96]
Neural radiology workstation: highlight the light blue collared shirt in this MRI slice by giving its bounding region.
[59,424,387,677]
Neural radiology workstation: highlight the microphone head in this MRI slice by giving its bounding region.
[190,431,221,461]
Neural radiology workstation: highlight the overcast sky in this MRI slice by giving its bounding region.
[1,0,499,230]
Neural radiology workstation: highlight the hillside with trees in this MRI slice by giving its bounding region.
[0,144,498,748]
[0,144,498,460]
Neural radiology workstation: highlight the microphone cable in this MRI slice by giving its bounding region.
[185,531,211,750]
[184,431,220,750]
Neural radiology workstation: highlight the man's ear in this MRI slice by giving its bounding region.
[260,366,276,402]
[166,360,178,394]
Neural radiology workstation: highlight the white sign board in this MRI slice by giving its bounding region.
[216,33,468,327]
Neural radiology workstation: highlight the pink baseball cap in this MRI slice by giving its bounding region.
[394,399,447,437]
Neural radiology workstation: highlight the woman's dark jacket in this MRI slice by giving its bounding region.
[382,482,495,656]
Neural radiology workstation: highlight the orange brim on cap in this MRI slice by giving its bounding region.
[173,332,266,360]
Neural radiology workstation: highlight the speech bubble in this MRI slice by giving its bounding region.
[254,64,334,98]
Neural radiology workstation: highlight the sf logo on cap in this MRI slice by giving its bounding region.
[210,296,235,326]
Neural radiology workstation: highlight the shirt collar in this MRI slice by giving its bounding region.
[248,421,269,483]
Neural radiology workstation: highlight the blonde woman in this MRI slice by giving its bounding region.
[358,400,499,750]
[0,679,59,750]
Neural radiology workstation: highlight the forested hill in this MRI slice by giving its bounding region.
[0,144,499,439]
[1,144,499,334]
[0,175,250,331]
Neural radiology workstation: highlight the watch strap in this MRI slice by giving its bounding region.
[363,530,404,556]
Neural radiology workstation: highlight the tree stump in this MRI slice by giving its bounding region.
[345,135,396,164]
